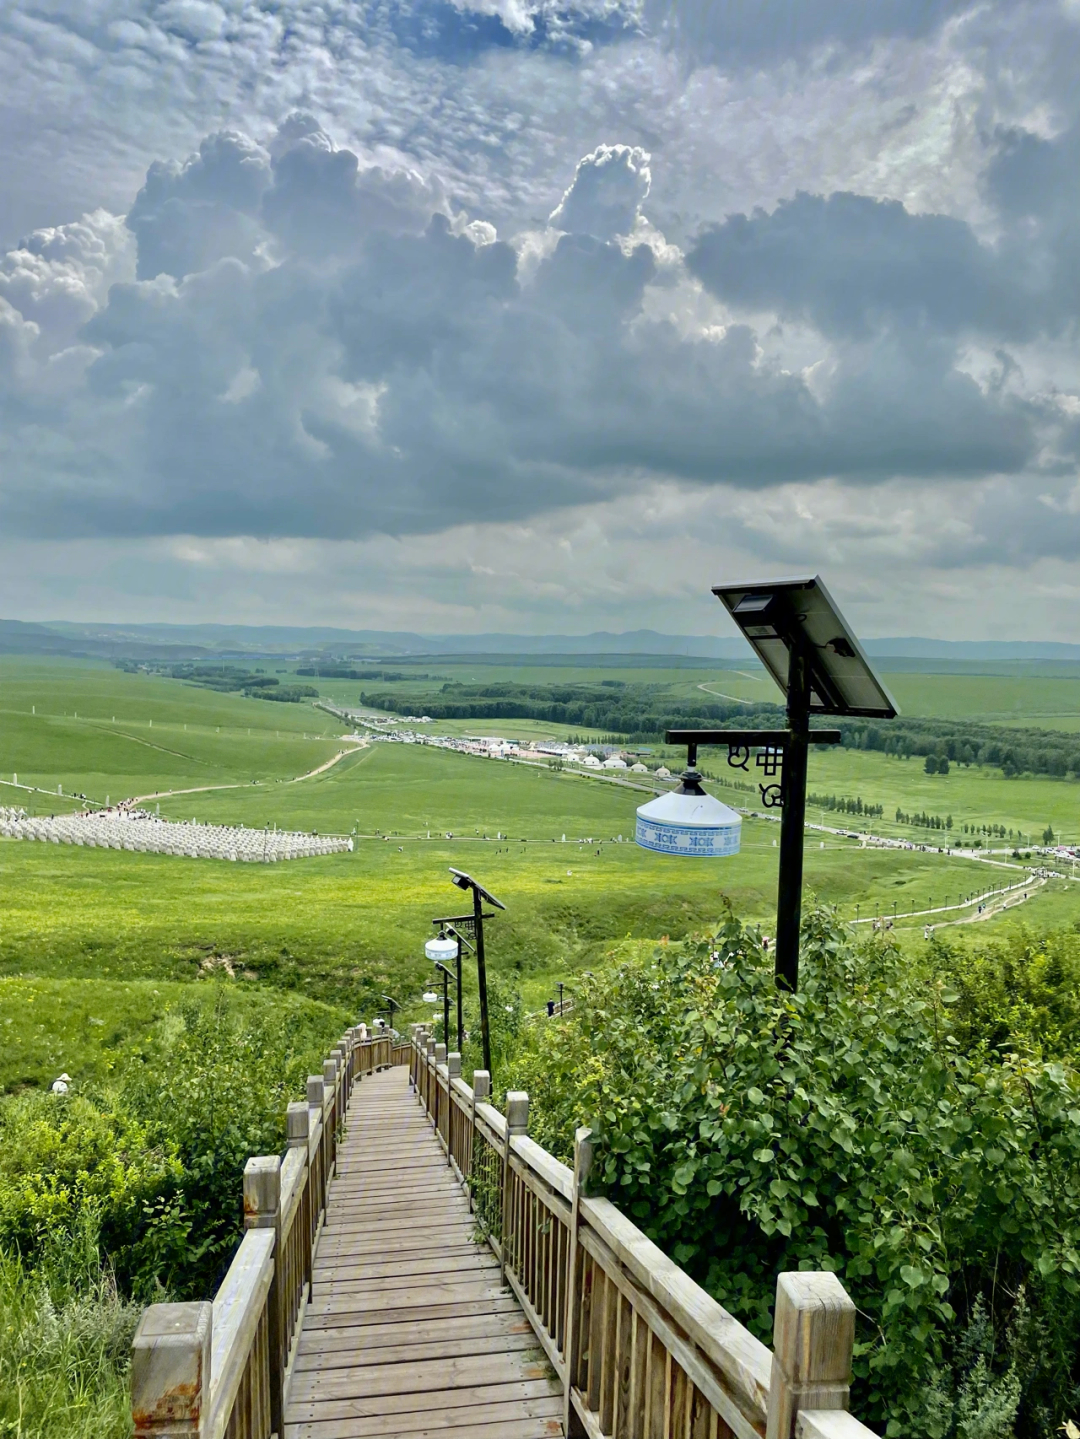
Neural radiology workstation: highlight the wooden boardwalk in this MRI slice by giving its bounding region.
[284,1066,565,1439]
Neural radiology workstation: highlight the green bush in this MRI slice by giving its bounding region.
[123,989,348,1296]
[0,1215,140,1439]
[0,987,349,1301]
[0,1090,181,1295]
[931,926,1080,1061]
[507,910,1080,1437]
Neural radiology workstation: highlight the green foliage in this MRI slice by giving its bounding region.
[0,989,349,1300]
[931,927,1080,1061]
[0,1090,181,1289]
[508,911,1080,1437]
[463,971,524,1085]
[0,1222,140,1439]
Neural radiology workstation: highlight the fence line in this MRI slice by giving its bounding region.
[409,1028,881,1439]
[130,1032,394,1439]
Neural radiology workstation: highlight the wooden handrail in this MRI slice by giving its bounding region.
[407,1027,880,1439]
[130,1029,408,1439]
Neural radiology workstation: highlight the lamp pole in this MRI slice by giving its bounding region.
[453,931,464,1051]
[775,647,810,992]
[439,870,504,1077]
[473,881,492,1077]
[380,994,400,1030]
[433,962,452,1048]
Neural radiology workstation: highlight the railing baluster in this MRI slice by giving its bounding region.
[242,1156,282,1439]
[131,1301,212,1439]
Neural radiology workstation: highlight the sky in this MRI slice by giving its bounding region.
[1,0,1079,640]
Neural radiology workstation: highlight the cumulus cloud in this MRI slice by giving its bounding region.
[549,144,651,239]
[0,0,1079,632]
[0,116,1073,555]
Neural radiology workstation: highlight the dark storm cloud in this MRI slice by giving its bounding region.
[687,192,1038,340]
[0,122,1070,545]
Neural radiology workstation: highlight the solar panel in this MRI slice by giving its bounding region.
[712,575,898,719]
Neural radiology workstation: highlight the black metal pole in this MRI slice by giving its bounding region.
[775,647,810,992]
[474,885,493,1075]
[455,935,464,1052]
[441,965,450,1048]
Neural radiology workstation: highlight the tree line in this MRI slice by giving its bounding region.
[359,679,1080,781]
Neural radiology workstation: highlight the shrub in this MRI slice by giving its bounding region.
[930,927,1080,1062]
[507,909,1080,1437]
[0,1090,181,1292]
[0,1215,141,1439]
[0,987,349,1300]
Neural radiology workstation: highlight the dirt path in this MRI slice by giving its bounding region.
[129,739,367,807]
[697,681,757,704]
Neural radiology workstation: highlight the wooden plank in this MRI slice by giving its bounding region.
[293,1328,541,1375]
[510,1136,574,1203]
[314,1233,481,1259]
[306,1279,509,1317]
[303,1296,522,1331]
[289,1414,561,1439]
[286,1376,561,1425]
[796,1414,881,1439]
[312,1252,500,1284]
[296,1312,531,1358]
[285,1391,563,1438]
[287,1335,549,1392]
[207,1228,275,1439]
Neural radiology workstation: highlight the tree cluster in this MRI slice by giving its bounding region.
[359,679,1080,781]
[808,792,884,819]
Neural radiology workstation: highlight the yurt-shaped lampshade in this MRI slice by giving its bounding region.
[636,768,741,857]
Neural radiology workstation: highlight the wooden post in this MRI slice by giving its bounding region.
[323,1056,339,1118]
[562,1126,594,1438]
[286,1100,309,1149]
[500,1091,529,1282]
[244,1155,284,1439]
[470,1069,490,1211]
[766,1272,856,1439]
[131,1301,211,1438]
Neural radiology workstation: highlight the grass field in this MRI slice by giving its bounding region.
[4,654,1080,1094]
[0,656,342,810]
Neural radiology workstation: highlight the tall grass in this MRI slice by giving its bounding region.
[0,1214,138,1439]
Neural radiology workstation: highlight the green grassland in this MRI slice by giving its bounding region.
[4,653,1080,1095]
[0,656,342,810]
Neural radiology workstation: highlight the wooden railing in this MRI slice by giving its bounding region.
[130,1029,396,1438]
[409,1028,883,1439]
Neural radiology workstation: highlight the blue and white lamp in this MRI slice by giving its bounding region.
[636,765,741,858]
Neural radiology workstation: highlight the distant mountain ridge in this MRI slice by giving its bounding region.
[3,619,1080,663]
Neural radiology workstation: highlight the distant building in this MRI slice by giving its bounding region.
[602,757,627,770]
[655,766,672,779]
[582,754,602,768]
[630,762,648,773]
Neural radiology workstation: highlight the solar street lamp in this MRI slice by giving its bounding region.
[648,575,898,993]
[429,961,453,1047]
[379,994,401,1032]
[431,869,505,1076]
[425,931,462,1050]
